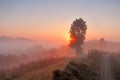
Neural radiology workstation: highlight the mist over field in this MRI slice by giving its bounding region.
[1,0,120,80]
[1,36,120,55]
[0,36,59,54]
[0,36,120,70]
[0,37,120,80]
[0,38,120,80]
[0,36,75,69]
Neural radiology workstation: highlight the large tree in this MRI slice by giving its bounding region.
[69,18,87,55]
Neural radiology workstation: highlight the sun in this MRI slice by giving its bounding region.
[65,34,70,43]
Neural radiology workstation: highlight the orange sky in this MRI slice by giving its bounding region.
[1,0,120,44]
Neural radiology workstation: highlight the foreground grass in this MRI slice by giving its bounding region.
[0,58,69,80]
[17,61,65,80]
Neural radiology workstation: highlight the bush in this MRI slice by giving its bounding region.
[53,59,98,80]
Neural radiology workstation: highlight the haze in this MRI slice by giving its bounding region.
[0,1,120,80]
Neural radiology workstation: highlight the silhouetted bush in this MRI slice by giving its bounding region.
[53,58,98,80]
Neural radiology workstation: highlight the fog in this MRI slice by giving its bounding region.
[0,37,120,80]
[0,36,76,70]
[0,36,120,69]
[0,36,59,55]
[83,40,120,53]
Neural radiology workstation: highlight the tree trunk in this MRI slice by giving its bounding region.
[76,46,83,55]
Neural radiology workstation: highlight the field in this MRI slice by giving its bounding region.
[0,57,69,80]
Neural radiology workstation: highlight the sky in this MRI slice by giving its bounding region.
[0,0,120,44]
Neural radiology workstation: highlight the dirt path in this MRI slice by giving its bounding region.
[100,54,115,80]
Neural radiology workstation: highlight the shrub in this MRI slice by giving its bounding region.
[53,59,98,80]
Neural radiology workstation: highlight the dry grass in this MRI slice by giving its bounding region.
[16,58,67,80]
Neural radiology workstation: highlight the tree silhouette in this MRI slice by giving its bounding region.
[99,38,105,51]
[69,18,87,55]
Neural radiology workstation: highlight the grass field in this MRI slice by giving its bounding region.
[0,58,70,80]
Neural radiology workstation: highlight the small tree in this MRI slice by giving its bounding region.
[69,18,87,55]
[99,38,105,51]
